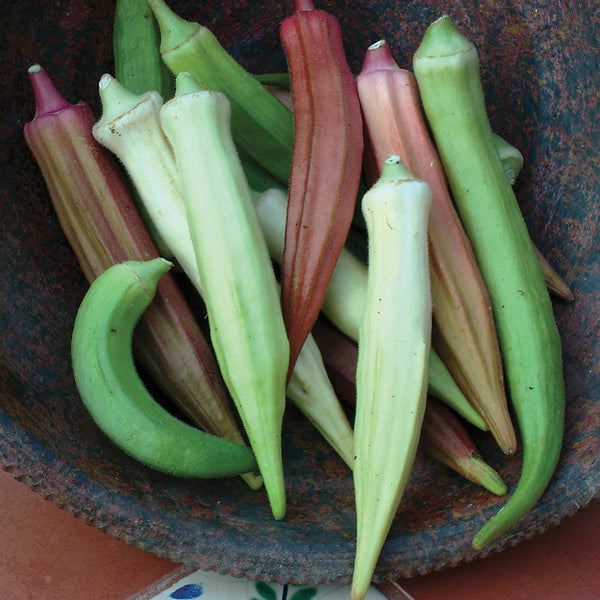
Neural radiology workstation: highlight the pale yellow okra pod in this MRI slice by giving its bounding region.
[351,157,432,600]
[159,73,289,520]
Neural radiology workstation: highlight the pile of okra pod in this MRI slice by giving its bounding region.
[23,0,570,596]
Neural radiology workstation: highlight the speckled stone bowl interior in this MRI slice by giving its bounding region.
[1,0,598,586]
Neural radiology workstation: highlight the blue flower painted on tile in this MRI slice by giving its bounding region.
[169,583,204,599]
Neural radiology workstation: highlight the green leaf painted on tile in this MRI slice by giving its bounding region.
[253,581,278,600]
[290,587,318,600]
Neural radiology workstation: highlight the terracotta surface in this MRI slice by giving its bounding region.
[0,467,175,600]
[1,463,599,599]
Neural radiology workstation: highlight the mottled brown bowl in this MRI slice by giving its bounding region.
[1,0,598,586]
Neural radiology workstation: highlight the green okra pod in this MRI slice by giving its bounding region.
[147,0,294,187]
[71,258,258,478]
[159,73,289,519]
[413,15,565,549]
[113,0,174,99]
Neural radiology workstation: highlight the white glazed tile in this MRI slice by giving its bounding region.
[139,568,388,600]
[145,569,284,600]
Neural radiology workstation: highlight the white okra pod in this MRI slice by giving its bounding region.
[351,156,432,600]
[92,74,201,289]
[285,327,354,469]
[159,73,289,519]
[254,188,486,431]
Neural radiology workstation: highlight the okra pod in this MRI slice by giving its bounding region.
[113,0,174,99]
[92,74,198,287]
[279,0,364,376]
[254,188,487,430]
[72,258,258,478]
[357,39,515,454]
[413,16,565,549]
[147,0,294,187]
[352,156,432,600]
[159,73,289,519]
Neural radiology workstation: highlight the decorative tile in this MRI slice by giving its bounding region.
[128,567,389,600]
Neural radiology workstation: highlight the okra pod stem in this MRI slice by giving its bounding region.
[492,132,523,185]
[147,0,294,187]
[413,16,565,549]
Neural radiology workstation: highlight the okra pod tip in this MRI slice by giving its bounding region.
[96,73,159,125]
[147,0,199,54]
[27,64,71,118]
[414,15,474,58]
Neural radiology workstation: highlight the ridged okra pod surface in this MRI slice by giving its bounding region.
[352,157,432,600]
[413,16,565,549]
[159,74,289,520]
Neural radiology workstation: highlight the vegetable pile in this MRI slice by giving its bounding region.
[23,0,572,596]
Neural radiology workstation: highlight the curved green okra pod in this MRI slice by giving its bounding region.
[71,258,258,478]
[147,0,294,187]
[351,156,432,600]
[413,15,565,549]
[254,187,487,431]
[159,73,289,519]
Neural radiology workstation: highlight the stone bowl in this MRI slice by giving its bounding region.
[0,0,598,586]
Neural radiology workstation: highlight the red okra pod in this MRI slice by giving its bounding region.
[279,0,364,376]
